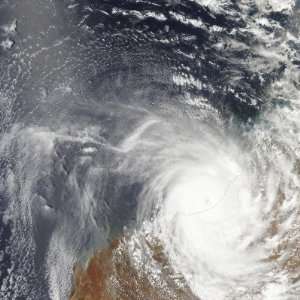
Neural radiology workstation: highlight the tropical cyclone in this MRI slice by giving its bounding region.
[0,0,299,299]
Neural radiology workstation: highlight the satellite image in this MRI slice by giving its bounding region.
[0,0,300,299]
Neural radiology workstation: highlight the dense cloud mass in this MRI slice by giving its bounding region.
[0,1,300,299]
